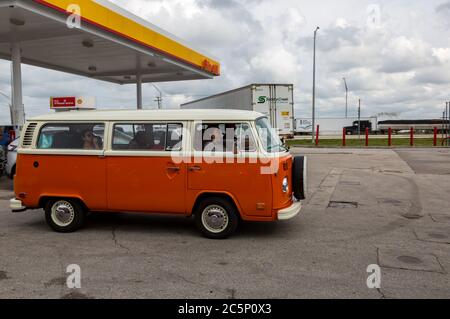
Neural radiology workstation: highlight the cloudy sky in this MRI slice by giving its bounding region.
[1,0,450,122]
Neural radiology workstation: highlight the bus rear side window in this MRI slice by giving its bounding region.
[112,123,183,151]
[38,124,105,150]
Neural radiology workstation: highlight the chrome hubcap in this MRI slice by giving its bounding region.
[201,205,229,234]
[51,201,75,227]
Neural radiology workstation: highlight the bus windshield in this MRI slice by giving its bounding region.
[255,117,287,153]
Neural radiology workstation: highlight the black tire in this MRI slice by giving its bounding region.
[45,199,86,233]
[194,197,239,239]
[292,156,307,201]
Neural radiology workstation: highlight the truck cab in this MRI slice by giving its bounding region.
[344,120,372,135]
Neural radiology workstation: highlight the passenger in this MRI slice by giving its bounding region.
[204,127,223,152]
[129,131,149,149]
[82,129,101,150]
[149,131,165,150]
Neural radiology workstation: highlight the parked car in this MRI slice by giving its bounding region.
[10,110,307,239]
[5,138,19,179]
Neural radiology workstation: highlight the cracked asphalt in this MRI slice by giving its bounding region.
[0,148,449,299]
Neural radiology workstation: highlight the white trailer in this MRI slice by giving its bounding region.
[295,117,378,135]
[181,84,295,137]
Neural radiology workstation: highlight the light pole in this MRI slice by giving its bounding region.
[312,26,320,144]
[343,77,348,118]
[358,99,361,140]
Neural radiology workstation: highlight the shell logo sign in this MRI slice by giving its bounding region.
[50,96,96,110]
[202,59,220,75]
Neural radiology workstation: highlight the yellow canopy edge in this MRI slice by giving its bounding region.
[34,0,221,76]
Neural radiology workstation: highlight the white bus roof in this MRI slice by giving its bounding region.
[28,109,266,122]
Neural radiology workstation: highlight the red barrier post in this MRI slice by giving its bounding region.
[433,127,438,147]
[410,127,414,147]
[343,128,346,147]
[315,125,320,146]
[365,127,369,147]
[388,128,392,147]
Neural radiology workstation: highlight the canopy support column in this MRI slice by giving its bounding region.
[136,73,143,110]
[11,42,25,126]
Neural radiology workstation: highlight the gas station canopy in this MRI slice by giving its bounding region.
[0,0,220,83]
[0,0,221,125]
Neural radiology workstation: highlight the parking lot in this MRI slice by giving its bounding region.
[0,148,449,299]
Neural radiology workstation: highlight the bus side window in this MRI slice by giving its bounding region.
[166,124,183,151]
[37,123,105,150]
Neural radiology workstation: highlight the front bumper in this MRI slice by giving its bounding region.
[10,199,26,212]
[277,201,302,220]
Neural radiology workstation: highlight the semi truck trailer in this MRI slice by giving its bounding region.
[181,84,295,137]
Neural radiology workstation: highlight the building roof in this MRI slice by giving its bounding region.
[0,0,220,84]
[29,109,266,122]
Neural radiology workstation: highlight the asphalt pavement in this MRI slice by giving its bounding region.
[0,148,449,299]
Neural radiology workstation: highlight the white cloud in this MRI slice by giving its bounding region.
[432,47,450,64]
[0,0,449,121]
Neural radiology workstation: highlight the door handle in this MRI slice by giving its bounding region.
[167,167,181,172]
[189,166,201,172]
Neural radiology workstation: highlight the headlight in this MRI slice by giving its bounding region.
[282,177,289,193]
[7,144,17,152]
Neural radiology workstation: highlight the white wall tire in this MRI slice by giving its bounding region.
[195,197,239,239]
[45,199,86,233]
[201,205,230,234]
[51,200,75,227]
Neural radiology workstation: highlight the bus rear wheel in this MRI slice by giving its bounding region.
[45,199,86,233]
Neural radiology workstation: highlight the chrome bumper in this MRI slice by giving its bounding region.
[277,201,302,220]
[10,198,26,212]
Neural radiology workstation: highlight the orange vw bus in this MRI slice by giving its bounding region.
[11,110,306,239]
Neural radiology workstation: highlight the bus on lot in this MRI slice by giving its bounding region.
[10,110,306,239]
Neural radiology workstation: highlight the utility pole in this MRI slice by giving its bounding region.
[152,84,163,109]
[155,96,162,110]
[343,77,348,118]
[444,102,450,146]
[312,26,320,144]
[443,109,446,141]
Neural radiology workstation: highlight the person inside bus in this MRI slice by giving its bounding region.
[129,131,149,150]
[148,130,166,151]
[82,129,101,150]
[204,127,223,152]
